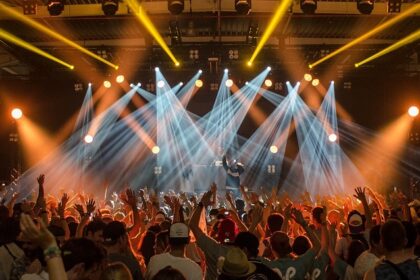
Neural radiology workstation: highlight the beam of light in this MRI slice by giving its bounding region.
[84,134,94,144]
[11,108,23,120]
[304,73,313,82]
[312,79,320,86]
[152,145,160,154]
[225,79,233,87]
[124,0,179,66]
[0,28,74,69]
[195,79,203,88]
[308,4,420,68]
[116,75,125,83]
[355,29,420,67]
[0,4,118,69]
[247,0,293,65]
[408,105,419,117]
[328,133,338,142]
[264,79,273,87]
[104,80,112,88]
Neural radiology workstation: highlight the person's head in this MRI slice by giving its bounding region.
[327,209,340,225]
[48,224,66,247]
[235,199,245,212]
[85,220,106,243]
[401,221,416,250]
[292,235,311,256]
[234,231,259,258]
[154,230,170,255]
[270,231,292,258]
[217,218,238,244]
[217,247,256,280]
[99,262,132,280]
[155,211,166,223]
[62,238,106,280]
[103,221,128,253]
[169,223,190,249]
[140,230,157,265]
[347,240,367,267]
[267,213,284,234]
[68,222,79,238]
[368,225,381,252]
[159,220,172,232]
[347,210,366,234]
[311,207,324,226]
[151,266,186,280]
[381,219,407,253]
[209,209,219,220]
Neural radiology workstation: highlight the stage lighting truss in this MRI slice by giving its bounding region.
[168,0,184,15]
[235,0,251,15]
[409,132,420,143]
[267,164,276,174]
[357,0,374,15]
[102,0,119,16]
[210,83,219,91]
[23,0,36,15]
[228,49,239,60]
[47,0,65,16]
[169,21,182,46]
[300,0,317,14]
[246,22,259,46]
[388,0,401,13]
[189,49,199,60]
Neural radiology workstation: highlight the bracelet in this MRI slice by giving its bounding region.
[43,246,61,261]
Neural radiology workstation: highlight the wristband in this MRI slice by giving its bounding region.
[43,246,61,261]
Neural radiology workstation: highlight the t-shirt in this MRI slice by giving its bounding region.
[248,258,282,280]
[374,258,420,280]
[353,251,379,279]
[108,253,144,280]
[0,243,24,280]
[307,251,330,280]
[20,270,49,280]
[264,249,317,280]
[146,252,203,280]
[333,258,356,280]
[196,232,229,280]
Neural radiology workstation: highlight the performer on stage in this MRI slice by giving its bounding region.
[222,154,244,194]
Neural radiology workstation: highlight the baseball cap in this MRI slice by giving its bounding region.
[169,223,189,238]
[103,221,126,245]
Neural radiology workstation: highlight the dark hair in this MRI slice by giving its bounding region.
[292,235,311,256]
[68,222,79,238]
[85,220,106,236]
[267,213,284,233]
[0,217,20,245]
[209,209,219,217]
[148,224,162,234]
[152,266,186,280]
[0,205,9,222]
[234,231,259,257]
[61,238,106,272]
[139,231,156,265]
[369,225,381,248]
[381,219,406,252]
[235,199,245,211]
[401,221,416,249]
[160,220,171,232]
[347,240,367,267]
[270,231,292,257]
[48,225,65,237]
[312,207,324,224]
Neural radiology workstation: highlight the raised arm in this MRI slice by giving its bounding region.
[189,191,212,238]
[354,187,372,229]
[291,208,321,253]
[34,174,45,214]
[57,193,70,240]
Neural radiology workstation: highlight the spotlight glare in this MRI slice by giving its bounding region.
[225,79,233,88]
[267,66,271,71]
[264,79,273,87]
[247,61,252,66]
[103,80,111,88]
[270,145,278,154]
[408,106,419,117]
[198,69,202,74]
[155,67,159,72]
[157,80,165,88]
[152,145,160,154]
[224,68,229,73]
[84,134,94,144]
[179,82,183,86]
[245,81,249,85]
[130,83,134,87]
[175,61,180,67]
[116,74,125,83]
[88,83,92,86]
[312,79,320,86]
[328,133,338,143]
[195,79,203,88]
[137,82,141,87]
[11,108,23,120]
[304,73,313,82]
[331,81,335,84]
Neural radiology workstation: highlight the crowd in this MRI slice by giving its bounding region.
[0,174,419,280]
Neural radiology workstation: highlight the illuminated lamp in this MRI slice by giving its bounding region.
[47,0,64,16]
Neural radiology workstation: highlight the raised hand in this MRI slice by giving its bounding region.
[290,208,307,226]
[251,204,264,224]
[200,191,212,208]
[284,203,293,219]
[86,199,96,215]
[73,204,85,217]
[20,213,56,250]
[57,193,69,219]
[37,174,45,186]
[225,191,234,204]
[354,187,367,202]
[210,182,217,194]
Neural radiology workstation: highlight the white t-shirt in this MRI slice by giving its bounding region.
[145,252,203,280]
[354,251,379,279]
[21,270,49,280]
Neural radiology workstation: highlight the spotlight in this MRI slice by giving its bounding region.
[235,0,251,15]
[270,145,278,154]
[247,61,252,67]
[328,133,338,142]
[175,62,180,67]
[312,79,320,86]
[195,79,203,88]
[155,67,159,72]
[300,0,317,14]
[264,79,273,87]
[152,145,160,154]
[267,66,271,71]
[11,108,23,120]
[103,80,111,88]
[168,0,184,15]
[245,81,249,85]
[225,79,233,88]
[84,134,94,144]
[198,69,203,74]
[408,106,419,117]
[47,0,64,16]
[357,0,374,15]
[304,73,313,81]
[179,82,183,86]
[102,0,119,16]
[130,83,134,87]
[157,80,165,88]
[116,75,125,83]
[88,83,92,87]
[224,68,229,73]
[137,82,141,87]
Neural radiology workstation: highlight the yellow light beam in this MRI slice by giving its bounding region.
[0,28,74,69]
[0,3,119,70]
[247,0,293,66]
[309,4,420,69]
[355,29,420,67]
[124,0,179,66]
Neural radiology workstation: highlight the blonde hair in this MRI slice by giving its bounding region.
[100,262,133,280]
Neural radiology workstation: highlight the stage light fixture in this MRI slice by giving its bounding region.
[84,134,94,144]
[102,0,119,16]
[245,81,249,85]
[225,79,233,88]
[104,80,111,88]
[304,73,312,81]
[312,79,320,86]
[264,79,273,87]
[11,108,23,120]
[88,83,92,87]
[168,0,184,15]
[408,106,419,117]
[357,0,374,15]
[23,0,36,15]
[228,49,239,60]
[300,0,317,14]
[137,82,141,87]
[47,0,64,16]
[388,0,401,13]
[198,69,202,74]
[157,80,165,88]
[152,145,160,154]
[155,67,159,72]
[195,79,203,88]
[175,62,180,67]
[224,68,229,73]
[247,61,252,67]
[270,145,278,154]
[116,75,125,83]
[235,0,251,15]
[267,66,271,71]
[130,83,134,87]
[328,133,338,142]
[179,82,183,86]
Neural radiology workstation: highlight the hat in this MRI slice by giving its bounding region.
[218,247,256,278]
[103,221,126,245]
[348,210,366,234]
[169,223,189,239]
